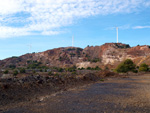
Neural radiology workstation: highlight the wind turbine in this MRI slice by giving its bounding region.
[116,27,118,43]
[27,44,32,53]
[72,35,74,47]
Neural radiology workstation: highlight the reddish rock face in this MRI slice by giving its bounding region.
[0,43,150,69]
[127,45,150,57]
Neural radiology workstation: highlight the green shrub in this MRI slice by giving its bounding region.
[53,67,64,72]
[20,68,26,73]
[139,63,149,72]
[72,71,77,74]
[76,48,83,55]
[95,66,101,70]
[59,56,63,61]
[91,58,101,63]
[115,59,136,73]
[105,66,109,70]
[70,53,76,57]
[66,66,76,72]
[27,61,48,70]
[27,62,40,69]
[9,65,16,69]
[86,66,101,70]
[40,69,43,72]
[87,67,92,70]
[78,67,85,70]
[4,70,9,74]
[53,73,59,76]
[45,69,47,72]
[100,79,104,82]
[67,48,75,51]
[13,70,18,76]
[48,72,52,75]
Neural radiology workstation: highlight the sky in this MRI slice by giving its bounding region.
[0,0,150,60]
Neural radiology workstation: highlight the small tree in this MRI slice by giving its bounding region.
[139,63,149,72]
[4,70,9,74]
[13,70,18,76]
[115,59,136,73]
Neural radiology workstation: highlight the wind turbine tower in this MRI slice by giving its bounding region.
[27,44,32,53]
[72,35,74,47]
[116,27,118,43]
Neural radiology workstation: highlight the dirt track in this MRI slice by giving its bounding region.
[2,74,150,113]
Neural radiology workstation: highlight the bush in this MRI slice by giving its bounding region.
[67,48,75,51]
[27,61,42,69]
[9,65,16,69]
[86,66,101,70]
[87,67,92,70]
[72,71,77,74]
[40,69,43,72]
[58,68,64,72]
[139,63,149,72]
[105,66,109,70]
[20,68,26,73]
[66,66,76,72]
[100,79,104,82]
[95,66,101,70]
[70,53,76,57]
[45,69,47,72]
[91,58,101,63]
[4,70,9,74]
[48,72,53,75]
[78,67,85,70]
[13,70,18,76]
[115,59,136,73]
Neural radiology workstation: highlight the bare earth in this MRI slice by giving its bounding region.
[2,74,150,113]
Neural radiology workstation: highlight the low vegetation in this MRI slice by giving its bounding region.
[139,63,149,72]
[4,70,9,74]
[13,70,18,76]
[19,68,26,73]
[86,66,101,70]
[115,59,137,73]
[88,58,101,63]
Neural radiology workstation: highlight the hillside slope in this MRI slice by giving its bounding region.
[0,43,150,69]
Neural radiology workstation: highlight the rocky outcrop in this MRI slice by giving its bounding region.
[0,43,150,69]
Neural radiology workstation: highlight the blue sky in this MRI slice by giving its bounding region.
[0,0,150,59]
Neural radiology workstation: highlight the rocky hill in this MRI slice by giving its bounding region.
[0,43,150,69]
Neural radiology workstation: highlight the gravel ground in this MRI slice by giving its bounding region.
[1,74,150,113]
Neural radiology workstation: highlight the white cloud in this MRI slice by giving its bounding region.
[0,26,31,38]
[0,0,149,38]
[133,26,150,29]
[0,0,24,15]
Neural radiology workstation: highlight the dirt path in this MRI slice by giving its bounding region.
[2,74,150,113]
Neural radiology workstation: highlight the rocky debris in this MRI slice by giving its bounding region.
[83,73,100,81]
[1,74,13,79]
[76,62,91,68]
[97,70,118,77]
[0,70,120,106]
